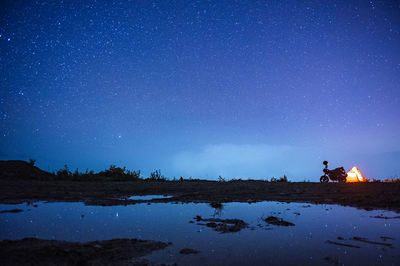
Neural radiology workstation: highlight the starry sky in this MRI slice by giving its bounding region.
[1,1,399,180]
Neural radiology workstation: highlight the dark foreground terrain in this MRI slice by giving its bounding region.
[0,160,399,212]
[0,238,170,266]
[1,161,400,265]
[1,178,399,212]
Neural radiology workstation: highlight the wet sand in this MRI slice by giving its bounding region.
[0,179,399,212]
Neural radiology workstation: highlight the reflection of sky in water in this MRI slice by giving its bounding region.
[127,195,172,200]
[0,202,399,265]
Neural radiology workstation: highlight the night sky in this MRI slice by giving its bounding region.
[1,1,399,180]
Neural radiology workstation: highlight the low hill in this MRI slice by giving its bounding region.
[0,160,55,180]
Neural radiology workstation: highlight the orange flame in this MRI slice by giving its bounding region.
[346,166,364,182]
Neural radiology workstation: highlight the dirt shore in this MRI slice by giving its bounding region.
[1,179,399,212]
[0,238,170,266]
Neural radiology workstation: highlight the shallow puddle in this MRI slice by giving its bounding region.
[0,201,399,265]
[127,194,172,200]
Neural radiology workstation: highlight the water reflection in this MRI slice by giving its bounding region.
[0,201,399,265]
[209,202,224,217]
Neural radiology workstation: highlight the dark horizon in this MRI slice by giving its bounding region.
[1,1,399,180]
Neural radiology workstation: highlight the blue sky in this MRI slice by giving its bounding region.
[1,1,399,180]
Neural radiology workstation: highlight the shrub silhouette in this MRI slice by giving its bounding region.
[384,177,400,183]
[218,175,226,182]
[278,175,288,182]
[98,165,140,181]
[270,175,289,182]
[55,164,140,181]
[28,158,36,166]
[56,165,72,179]
[149,169,166,181]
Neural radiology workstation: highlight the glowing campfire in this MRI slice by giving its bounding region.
[346,167,365,182]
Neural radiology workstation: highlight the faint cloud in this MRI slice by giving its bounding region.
[171,143,315,179]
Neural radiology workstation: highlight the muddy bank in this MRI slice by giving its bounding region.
[0,238,170,266]
[193,215,248,233]
[264,216,295,226]
[0,179,399,212]
[0,209,22,214]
